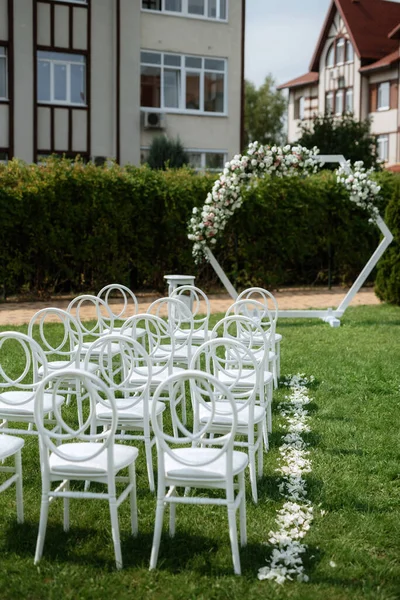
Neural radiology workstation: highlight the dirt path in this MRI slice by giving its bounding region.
[0,286,380,326]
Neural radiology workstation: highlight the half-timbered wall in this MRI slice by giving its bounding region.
[33,0,90,160]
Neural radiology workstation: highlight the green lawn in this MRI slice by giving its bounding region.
[0,304,399,600]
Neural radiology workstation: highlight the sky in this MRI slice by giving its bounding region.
[245,0,333,88]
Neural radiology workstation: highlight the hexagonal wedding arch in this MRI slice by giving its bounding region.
[188,143,393,327]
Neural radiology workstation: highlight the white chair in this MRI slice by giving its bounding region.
[84,334,164,492]
[236,287,282,380]
[0,434,24,523]
[33,369,139,570]
[225,298,278,388]
[170,285,211,345]
[149,370,248,576]
[67,294,117,358]
[28,307,98,376]
[211,314,273,449]
[0,332,63,437]
[191,338,264,503]
[146,297,195,368]
[97,283,141,336]
[120,314,187,429]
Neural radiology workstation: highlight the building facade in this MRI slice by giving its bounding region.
[0,0,245,168]
[278,0,400,166]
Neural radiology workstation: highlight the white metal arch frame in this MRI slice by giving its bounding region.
[204,155,393,327]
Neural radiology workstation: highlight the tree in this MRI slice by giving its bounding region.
[297,113,380,170]
[244,75,287,149]
[147,136,189,170]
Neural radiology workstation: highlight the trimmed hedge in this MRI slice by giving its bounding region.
[0,158,397,298]
[375,175,400,304]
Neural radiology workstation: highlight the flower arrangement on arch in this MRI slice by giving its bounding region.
[188,142,381,262]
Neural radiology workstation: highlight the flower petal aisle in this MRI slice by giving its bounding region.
[258,374,315,584]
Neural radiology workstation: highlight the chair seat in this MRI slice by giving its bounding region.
[0,434,24,460]
[0,391,64,416]
[96,399,165,421]
[103,326,146,339]
[75,342,122,355]
[175,330,208,343]
[199,401,265,426]
[165,448,248,480]
[218,369,273,388]
[50,442,139,476]
[130,366,186,387]
[38,361,98,376]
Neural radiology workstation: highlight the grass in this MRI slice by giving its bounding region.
[0,304,400,599]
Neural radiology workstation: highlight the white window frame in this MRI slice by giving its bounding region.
[377,82,390,111]
[37,51,86,106]
[140,50,227,116]
[377,135,389,162]
[141,0,228,22]
[326,43,334,68]
[345,39,354,63]
[0,46,7,100]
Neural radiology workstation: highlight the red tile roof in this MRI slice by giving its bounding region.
[277,72,319,90]
[359,49,400,72]
[309,0,400,71]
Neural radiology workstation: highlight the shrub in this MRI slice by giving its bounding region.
[0,158,396,299]
[147,136,189,170]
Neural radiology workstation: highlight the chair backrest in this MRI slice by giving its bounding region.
[120,313,174,379]
[224,299,275,352]
[211,313,271,370]
[170,285,210,338]
[151,370,238,472]
[67,294,115,341]
[84,334,151,412]
[147,297,195,360]
[190,338,259,427]
[236,287,279,326]
[28,308,83,374]
[0,331,48,406]
[97,284,139,328]
[34,369,118,471]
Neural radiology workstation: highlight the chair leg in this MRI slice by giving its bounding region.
[248,447,258,504]
[129,463,138,537]
[34,496,50,564]
[169,489,177,537]
[276,340,281,379]
[227,505,241,575]
[149,497,165,570]
[144,437,155,493]
[238,471,247,547]
[109,497,123,569]
[257,427,264,479]
[15,449,24,524]
[63,480,70,532]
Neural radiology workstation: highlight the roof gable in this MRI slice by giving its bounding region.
[309,0,400,71]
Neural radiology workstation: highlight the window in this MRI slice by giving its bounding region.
[345,40,354,62]
[37,51,86,105]
[187,150,226,171]
[326,43,334,67]
[335,89,344,115]
[345,88,353,112]
[377,82,390,110]
[141,50,226,114]
[141,0,227,20]
[336,38,345,65]
[377,135,389,162]
[294,96,305,120]
[325,91,334,114]
[0,47,7,99]
[0,151,8,163]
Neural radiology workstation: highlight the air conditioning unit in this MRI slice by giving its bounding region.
[142,112,165,130]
